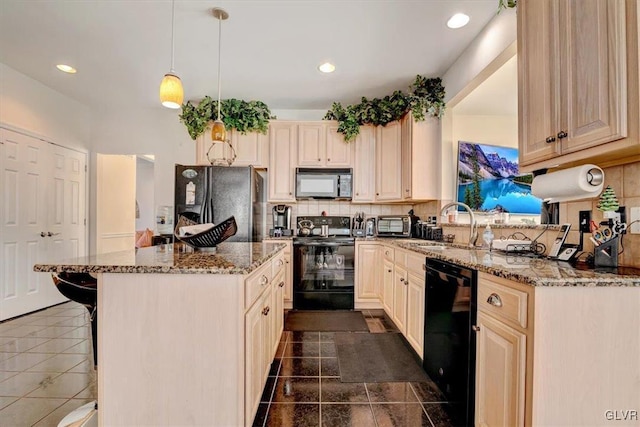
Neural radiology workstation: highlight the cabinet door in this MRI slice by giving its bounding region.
[392,265,408,334]
[406,270,425,358]
[325,124,352,166]
[272,270,285,355]
[401,115,412,200]
[375,121,402,201]
[560,0,628,153]
[475,312,526,427]
[352,125,376,202]
[229,129,268,168]
[268,122,296,202]
[245,297,264,425]
[283,243,293,305]
[382,259,394,316]
[518,0,560,165]
[297,123,325,166]
[356,244,380,300]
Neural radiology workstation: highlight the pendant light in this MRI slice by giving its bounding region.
[159,0,184,109]
[211,7,229,143]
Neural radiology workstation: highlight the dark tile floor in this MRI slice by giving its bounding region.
[1,305,461,426]
[253,310,462,427]
[0,301,96,427]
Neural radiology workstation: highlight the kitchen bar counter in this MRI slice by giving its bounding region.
[34,241,285,275]
[358,237,640,287]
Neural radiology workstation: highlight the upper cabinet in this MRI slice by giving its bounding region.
[518,0,639,170]
[375,121,403,201]
[352,125,377,203]
[297,122,352,167]
[400,114,441,201]
[268,122,297,202]
[195,128,268,168]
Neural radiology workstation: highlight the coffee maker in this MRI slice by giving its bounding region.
[270,205,293,237]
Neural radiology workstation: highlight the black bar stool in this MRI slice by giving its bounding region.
[52,272,98,368]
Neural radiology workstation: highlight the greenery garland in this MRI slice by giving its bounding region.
[323,75,446,142]
[179,96,272,140]
[498,0,517,12]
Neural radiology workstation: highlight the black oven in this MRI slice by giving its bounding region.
[292,237,355,310]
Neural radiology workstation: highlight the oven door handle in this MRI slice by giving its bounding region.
[294,242,354,247]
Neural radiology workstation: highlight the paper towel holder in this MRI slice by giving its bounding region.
[586,168,604,186]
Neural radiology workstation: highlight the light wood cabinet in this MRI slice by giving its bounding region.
[352,125,376,203]
[375,121,403,201]
[272,269,285,355]
[382,258,394,315]
[297,122,352,167]
[475,311,527,427]
[392,265,408,334]
[405,270,425,358]
[268,122,296,202]
[355,242,381,302]
[230,130,269,168]
[400,114,441,201]
[518,0,639,170]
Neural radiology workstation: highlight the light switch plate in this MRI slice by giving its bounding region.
[630,207,640,234]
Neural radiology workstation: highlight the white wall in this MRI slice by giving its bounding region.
[271,109,327,121]
[0,63,91,149]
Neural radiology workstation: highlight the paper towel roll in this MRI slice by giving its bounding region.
[531,164,604,203]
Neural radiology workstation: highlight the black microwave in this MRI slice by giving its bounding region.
[295,168,352,200]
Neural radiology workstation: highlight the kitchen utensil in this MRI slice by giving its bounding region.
[320,224,329,237]
[298,219,314,236]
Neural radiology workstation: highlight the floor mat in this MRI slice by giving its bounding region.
[335,332,430,383]
[284,310,369,332]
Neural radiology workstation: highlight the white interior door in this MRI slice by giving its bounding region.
[0,128,87,320]
[96,154,136,254]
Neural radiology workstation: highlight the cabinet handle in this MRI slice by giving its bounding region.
[40,232,47,237]
[422,264,426,271]
[356,192,360,196]
[400,277,405,283]
[262,306,270,316]
[327,158,331,162]
[388,269,392,273]
[557,130,568,139]
[278,281,285,288]
[487,293,503,307]
[405,189,410,193]
[545,136,556,143]
[376,193,380,196]
[317,158,321,162]
[405,280,409,286]
[260,275,269,286]
[472,325,480,332]
[285,260,289,264]
[47,232,61,237]
[276,259,284,267]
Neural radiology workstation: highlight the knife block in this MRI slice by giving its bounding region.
[594,237,619,268]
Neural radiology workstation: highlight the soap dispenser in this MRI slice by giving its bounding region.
[483,223,494,250]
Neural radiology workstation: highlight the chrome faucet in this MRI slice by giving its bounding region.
[440,202,479,248]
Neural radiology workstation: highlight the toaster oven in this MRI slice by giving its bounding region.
[376,215,411,237]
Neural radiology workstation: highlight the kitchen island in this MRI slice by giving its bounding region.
[35,241,287,427]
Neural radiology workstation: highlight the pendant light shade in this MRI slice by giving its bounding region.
[160,0,184,109]
[211,7,229,143]
[160,73,183,109]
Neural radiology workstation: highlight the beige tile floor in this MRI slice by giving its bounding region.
[0,301,96,427]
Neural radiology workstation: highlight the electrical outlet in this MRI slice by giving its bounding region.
[616,206,626,225]
[630,207,640,234]
[579,210,591,233]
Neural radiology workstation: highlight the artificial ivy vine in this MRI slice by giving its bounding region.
[323,75,446,142]
[179,96,272,140]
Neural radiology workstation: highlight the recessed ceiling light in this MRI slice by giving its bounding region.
[318,62,336,73]
[56,64,77,74]
[447,13,470,29]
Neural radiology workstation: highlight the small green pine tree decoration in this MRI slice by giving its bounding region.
[596,185,619,212]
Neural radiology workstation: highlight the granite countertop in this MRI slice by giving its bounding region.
[34,242,286,275]
[357,238,640,287]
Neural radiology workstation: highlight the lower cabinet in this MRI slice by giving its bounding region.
[381,258,394,314]
[392,265,408,334]
[405,269,425,358]
[355,242,381,302]
[272,269,285,355]
[475,311,526,427]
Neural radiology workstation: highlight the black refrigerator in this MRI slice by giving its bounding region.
[174,165,265,242]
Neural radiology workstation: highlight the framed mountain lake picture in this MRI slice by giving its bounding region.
[456,141,542,214]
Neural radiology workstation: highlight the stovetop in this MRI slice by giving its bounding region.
[296,216,352,238]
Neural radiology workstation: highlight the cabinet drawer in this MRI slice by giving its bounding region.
[382,246,394,262]
[245,262,272,309]
[271,251,286,278]
[406,253,426,276]
[478,275,529,329]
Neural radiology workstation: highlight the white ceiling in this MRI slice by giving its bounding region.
[0,0,503,113]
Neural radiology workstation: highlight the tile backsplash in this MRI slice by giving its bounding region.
[268,201,413,225]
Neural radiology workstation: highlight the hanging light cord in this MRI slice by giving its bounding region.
[170,0,176,73]
[216,13,223,120]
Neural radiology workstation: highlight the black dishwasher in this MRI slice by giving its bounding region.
[423,258,477,426]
